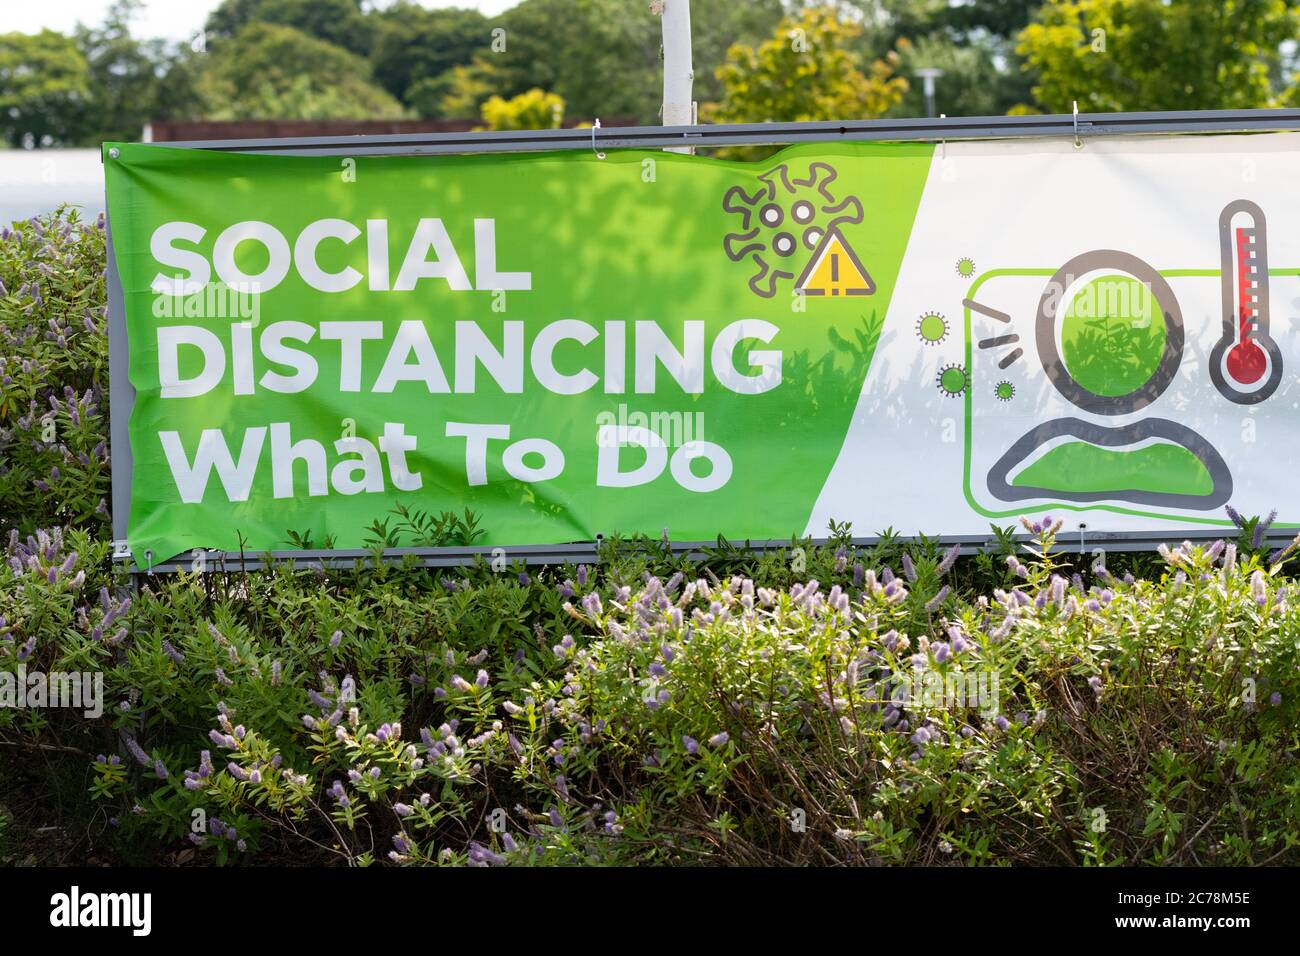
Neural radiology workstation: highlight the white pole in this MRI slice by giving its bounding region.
[659,0,694,154]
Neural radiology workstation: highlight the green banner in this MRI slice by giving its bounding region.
[105,141,933,563]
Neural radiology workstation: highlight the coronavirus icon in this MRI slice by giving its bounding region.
[723,162,873,299]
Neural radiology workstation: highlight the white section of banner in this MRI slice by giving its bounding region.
[807,131,1300,540]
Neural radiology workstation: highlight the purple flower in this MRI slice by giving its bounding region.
[125,736,150,767]
[475,669,489,689]
[329,630,342,648]
[576,564,589,587]
[1251,570,1267,606]
[937,543,960,575]
[994,715,1010,731]
[162,640,185,666]
[683,735,699,754]
[902,554,917,583]
[708,731,729,748]
[582,592,603,617]
[1050,575,1066,606]
[1269,692,1282,706]
[924,586,951,613]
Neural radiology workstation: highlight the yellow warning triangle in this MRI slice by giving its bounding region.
[796,226,875,297]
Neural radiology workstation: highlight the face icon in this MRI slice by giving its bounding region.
[978,247,1233,511]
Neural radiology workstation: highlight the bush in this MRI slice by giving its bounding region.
[1,208,1297,867]
[0,208,110,537]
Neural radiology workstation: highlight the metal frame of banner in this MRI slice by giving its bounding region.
[105,107,1300,573]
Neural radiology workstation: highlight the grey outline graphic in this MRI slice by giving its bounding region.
[1035,250,1184,415]
[722,161,866,299]
[987,418,1232,510]
[1208,199,1282,404]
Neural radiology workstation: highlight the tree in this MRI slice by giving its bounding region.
[370,2,489,106]
[479,88,564,130]
[196,23,405,120]
[888,34,1021,119]
[485,0,660,121]
[1017,0,1298,113]
[204,0,374,57]
[0,31,91,147]
[410,58,501,120]
[842,0,1037,117]
[388,0,785,124]
[708,6,908,125]
[74,0,202,144]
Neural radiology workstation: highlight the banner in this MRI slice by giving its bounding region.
[103,133,1300,563]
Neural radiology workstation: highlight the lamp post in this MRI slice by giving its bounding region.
[914,67,945,118]
[658,0,695,154]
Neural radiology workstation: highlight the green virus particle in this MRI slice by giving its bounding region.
[916,311,949,345]
[937,364,969,397]
[994,380,1016,402]
[955,257,976,279]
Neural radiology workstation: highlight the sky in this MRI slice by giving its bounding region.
[8,0,521,41]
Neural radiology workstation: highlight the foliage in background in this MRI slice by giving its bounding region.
[370,2,489,114]
[1017,0,1299,113]
[3,0,1300,147]
[0,31,93,148]
[203,0,376,58]
[479,88,565,132]
[196,23,406,122]
[709,7,908,126]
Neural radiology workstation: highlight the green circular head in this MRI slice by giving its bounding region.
[1060,274,1166,397]
[956,257,976,279]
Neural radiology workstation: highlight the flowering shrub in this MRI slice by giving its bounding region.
[3,517,1298,866]
[0,208,110,537]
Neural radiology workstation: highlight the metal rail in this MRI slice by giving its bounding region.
[128,528,1300,575]
[150,108,1300,156]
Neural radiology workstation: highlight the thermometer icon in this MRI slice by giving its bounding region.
[1209,199,1282,404]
